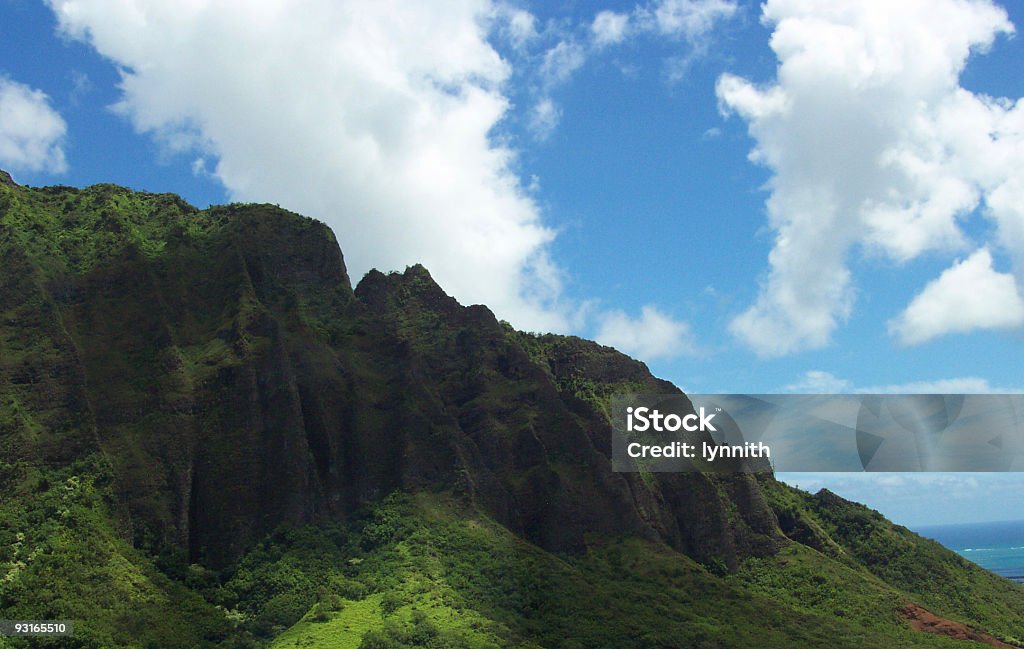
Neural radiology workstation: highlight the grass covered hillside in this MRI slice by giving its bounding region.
[1,173,1023,648]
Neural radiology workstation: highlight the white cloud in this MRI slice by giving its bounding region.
[499,6,537,49]
[785,369,1024,394]
[861,377,1023,394]
[539,40,587,87]
[68,69,92,106]
[592,10,630,47]
[649,0,737,40]
[590,0,740,52]
[529,98,560,141]
[785,370,850,393]
[0,75,67,174]
[595,305,695,361]
[536,0,737,138]
[47,0,571,332]
[526,33,587,145]
[718,0,1024,356]
[889,248,1024,345]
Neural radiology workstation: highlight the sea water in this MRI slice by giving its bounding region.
[916,519,1024,584]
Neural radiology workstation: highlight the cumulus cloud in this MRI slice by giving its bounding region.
[718,0,1024,356]
[0,75,67,174]
[46,0,568,332]
[595,305,696,361]
[889,248,1024,345]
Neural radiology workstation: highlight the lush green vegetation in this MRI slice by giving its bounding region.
[0,456,232,648]
[500,324,651,420]
[758,480,1024,645]
[5,474,1023,648]
[3,175,1024,648]
[186,492,1024,648]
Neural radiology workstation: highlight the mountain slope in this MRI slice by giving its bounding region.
[1,172,1022,648]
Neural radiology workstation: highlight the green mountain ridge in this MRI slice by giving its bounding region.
[1,172,1022,648]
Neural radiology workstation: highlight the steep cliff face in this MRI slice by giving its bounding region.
[5,175,1024,649]
[0,174,780,569]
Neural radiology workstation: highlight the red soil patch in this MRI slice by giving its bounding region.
[900,603,1018,648]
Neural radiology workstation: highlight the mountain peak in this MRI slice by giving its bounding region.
[355,262,459,317]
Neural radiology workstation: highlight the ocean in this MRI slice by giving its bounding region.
[916,519,1024,584]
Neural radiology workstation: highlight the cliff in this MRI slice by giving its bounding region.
[0,175,779,570]
[1,174,1022,648]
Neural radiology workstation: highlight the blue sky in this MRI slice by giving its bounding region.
[1,0,1023,527]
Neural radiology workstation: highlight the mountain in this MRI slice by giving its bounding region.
[1,171,1022,648]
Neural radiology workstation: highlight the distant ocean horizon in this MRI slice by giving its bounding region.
[916,519,1024,584]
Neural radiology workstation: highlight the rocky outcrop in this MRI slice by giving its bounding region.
[901,604,1018,648]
